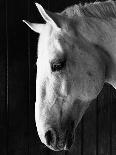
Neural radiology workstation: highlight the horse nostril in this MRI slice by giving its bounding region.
[45,129,56,146]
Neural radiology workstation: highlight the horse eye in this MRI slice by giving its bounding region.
[51,59,66,72]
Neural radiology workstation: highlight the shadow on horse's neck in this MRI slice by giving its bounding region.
[79,17,116,89]
[94,21,116,89]
[93,44,115,87]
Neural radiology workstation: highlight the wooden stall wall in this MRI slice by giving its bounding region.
[5,0,116,155]
[0,0,7,154]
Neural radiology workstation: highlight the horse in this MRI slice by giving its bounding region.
[23,0,116,151]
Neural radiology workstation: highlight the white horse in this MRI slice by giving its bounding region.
[23,0,116,151]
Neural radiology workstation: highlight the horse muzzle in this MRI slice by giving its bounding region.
[44,120,75,151]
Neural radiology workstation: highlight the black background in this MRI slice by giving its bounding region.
[1,0,116,154]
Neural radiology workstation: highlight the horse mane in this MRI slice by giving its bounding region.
[61,0,116,19]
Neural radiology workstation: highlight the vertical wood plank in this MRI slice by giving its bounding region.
[97,84,112,155]
[111,87,116,155]
[82,100,97,155]
[7,0,30,154]
[0,0,7,154]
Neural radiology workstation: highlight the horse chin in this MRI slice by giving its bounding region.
[43,130,75,151]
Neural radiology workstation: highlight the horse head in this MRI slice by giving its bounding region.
[23,3,106,151]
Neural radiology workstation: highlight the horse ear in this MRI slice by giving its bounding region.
[23,20,44,33]
[35,3,62,30]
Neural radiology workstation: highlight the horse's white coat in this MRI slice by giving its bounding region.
[23,0,116,151]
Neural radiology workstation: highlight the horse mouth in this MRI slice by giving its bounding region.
[56,122,75,151]
[52,130,75,151]
[44,118,75,151]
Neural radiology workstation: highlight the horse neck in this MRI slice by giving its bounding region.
[79,17,116,89]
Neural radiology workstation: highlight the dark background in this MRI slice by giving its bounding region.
[1,0,116,154]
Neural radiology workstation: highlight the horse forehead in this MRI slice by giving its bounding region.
[39,23,76,60]
[49,36,63,51]
[43,36,67,60]
[49,32,75,54]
